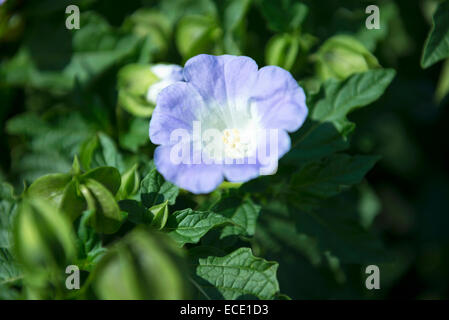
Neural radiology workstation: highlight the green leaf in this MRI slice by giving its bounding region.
[60,180,86,222]
[166,209,230,246]
[81,166,122,196]
[190,247,280,299]
[223,0,251,32]
[289,193,387,264]
[92,227,189,299]
[0,183,22,287]
[421,1,449,68]
[286,121,352,163]
[288,154,379,212]
[265,33,300,71]
[119,117,150,152]
[79,133,124,172]
[76,210,106,271]
[257,0,308,32]
[116,164,140,201]
[211,194,260,237]
[175,15,221,60]
[1,12,140,93]
[27,173,73,206]
[13,198,77,274]
[290,70,394,162]
[150,201,169,230]
[119,200,153,225]
[141,169,179,208]
[312,69,396,132]
[82,179,124,234]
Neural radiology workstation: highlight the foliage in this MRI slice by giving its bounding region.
[0,0,448,300]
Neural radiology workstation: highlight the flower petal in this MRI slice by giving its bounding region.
[149,82,204,145]
[154,145,223,194]
[183,54,236,104]
[251,66,308,132]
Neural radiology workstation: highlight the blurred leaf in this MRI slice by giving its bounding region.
[288,154,379,212]
[123,9,172,60]
[435,58,449,103]
[266,33,300,71]
[290,194,387,265]
[119,117,149,152]
[421,1,449,68]
[223,0,251,31]
[257,0,308,32]
[176,15,221,60]
[0,182,21,289]
[1,12,140,93]
[13,198,76,297]
[119,199,153,225]
[92,227,190,299]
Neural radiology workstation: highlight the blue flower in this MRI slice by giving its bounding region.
[149,54,308,194]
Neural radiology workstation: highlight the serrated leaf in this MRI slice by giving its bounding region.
[141,169,179,208]
[312,69,396,131]
[190,247,280,299]
[166,209,230,246]
[290,70,394,162]
[421,1,449,68]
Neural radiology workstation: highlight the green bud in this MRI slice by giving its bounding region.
[117,64,159,117]
[92,228,190,299]
[315,35,380,80]
[266,33,300,71]
[149,201,169,230]
[116,164,140,201]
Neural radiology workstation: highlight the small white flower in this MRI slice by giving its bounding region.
[146,64,184,104]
